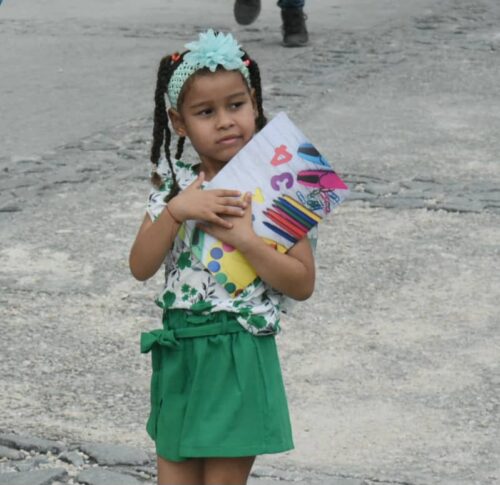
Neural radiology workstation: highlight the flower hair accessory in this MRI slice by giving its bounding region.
[167,29,251,109]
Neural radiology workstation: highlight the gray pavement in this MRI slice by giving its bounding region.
[1,0,499,484]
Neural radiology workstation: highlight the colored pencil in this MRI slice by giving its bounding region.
[271,207,309,232]
[263,221,298,244]
[282,194,322,222]
[264,210,304,239]
[277,196,318,224]
[273,198,315,228]
[266,208,308,236]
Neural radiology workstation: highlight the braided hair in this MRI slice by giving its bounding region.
[150,49,267,202]
[150,53,185,201]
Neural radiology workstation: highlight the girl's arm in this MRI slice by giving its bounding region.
[197,193,316,300]
[129,209,180,281]
[129,172,247,281]
[239,235,315,300]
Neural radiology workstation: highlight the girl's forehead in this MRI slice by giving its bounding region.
[182,70,250,104]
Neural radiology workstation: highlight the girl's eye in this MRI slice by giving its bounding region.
[196,108,213,116]
[230,101,245,109]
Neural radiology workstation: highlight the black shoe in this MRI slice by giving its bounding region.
[281,7,309,47]
[234,0,261,26]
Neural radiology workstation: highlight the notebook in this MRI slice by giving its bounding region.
[179,112,349,296]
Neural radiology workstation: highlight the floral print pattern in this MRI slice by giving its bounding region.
[146,158,318,336]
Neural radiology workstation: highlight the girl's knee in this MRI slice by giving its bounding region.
[203,456,256,485]
[157,455,204,485]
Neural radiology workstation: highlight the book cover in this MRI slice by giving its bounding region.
[179,112,349,296]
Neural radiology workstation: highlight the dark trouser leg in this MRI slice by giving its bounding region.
[277,0,305,8]
[278,0,308,47]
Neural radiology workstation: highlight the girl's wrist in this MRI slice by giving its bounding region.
[237,232,261,255]
[166,197,184,224]
[166,205,182,225]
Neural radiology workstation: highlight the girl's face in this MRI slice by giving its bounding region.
[170,69,258,174]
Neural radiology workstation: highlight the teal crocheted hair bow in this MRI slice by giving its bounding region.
[167,29,251,109]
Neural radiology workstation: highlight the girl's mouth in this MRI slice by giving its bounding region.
[217,135,242,145]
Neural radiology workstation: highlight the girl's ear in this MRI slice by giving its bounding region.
[168,108,187,137]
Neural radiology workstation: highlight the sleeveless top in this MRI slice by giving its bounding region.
[146,158,318,336]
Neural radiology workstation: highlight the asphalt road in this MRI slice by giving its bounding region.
[1,1,499,484]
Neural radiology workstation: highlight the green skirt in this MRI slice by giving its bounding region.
[140,309,294,462]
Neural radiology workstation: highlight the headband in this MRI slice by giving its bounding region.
[166,29,252,109]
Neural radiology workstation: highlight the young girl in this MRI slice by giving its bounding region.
[129,30,316,485]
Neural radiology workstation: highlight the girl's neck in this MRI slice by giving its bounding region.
[197,161,226,182]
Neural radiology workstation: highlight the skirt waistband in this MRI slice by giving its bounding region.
[141,315,245,354]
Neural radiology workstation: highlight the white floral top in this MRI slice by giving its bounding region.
[146,158,318,336]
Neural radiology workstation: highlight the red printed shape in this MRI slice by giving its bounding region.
[270,145,293,166]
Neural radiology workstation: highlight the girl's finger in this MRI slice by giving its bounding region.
[210,214,233,229]
[214,189,242,198]
[192,171,205,188]
[217,205,245,217]
[197,218,232,231]
[217,197,247,208]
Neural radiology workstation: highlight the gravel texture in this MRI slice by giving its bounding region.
[1,0,499,484]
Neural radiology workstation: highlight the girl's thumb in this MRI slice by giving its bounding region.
[195,171,205,186]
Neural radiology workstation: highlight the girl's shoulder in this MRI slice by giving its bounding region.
[146,158,199,221]
[155,158,199,189]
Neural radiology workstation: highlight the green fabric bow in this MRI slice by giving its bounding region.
[140,329,180,353]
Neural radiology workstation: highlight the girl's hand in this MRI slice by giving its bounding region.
[196,192,257,251]
[167,172,247,229]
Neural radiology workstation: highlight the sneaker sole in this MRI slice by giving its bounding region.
[234,1,261,25]
[282,39,309,47]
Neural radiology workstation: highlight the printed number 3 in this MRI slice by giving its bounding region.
[271,172,294,191]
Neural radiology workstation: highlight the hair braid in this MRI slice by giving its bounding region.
[150,56,169,182]
[150,54,184,201]
[175,137,186,161]
[244,53,267,130]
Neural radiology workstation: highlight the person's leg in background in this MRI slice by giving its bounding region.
[277,0,308,47]
[234,0,262,26]
[233,0,308,47]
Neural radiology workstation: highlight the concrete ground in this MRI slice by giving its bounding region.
[1,0,499,484]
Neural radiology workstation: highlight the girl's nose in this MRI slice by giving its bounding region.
[216,110,234,129]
